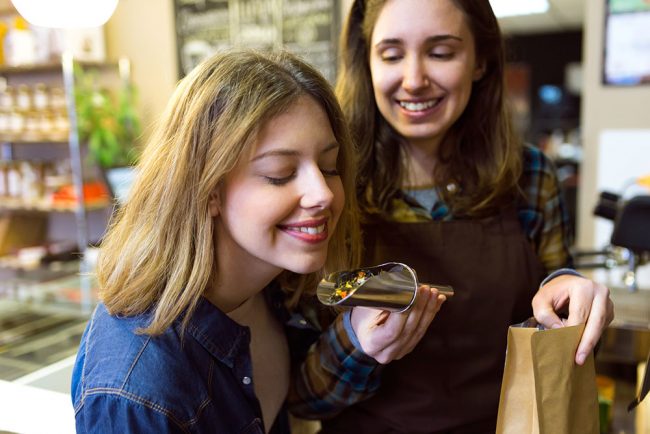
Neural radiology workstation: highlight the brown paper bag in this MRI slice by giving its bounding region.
[496,322,599,434]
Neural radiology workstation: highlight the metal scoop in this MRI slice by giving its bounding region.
[317,262,453,312]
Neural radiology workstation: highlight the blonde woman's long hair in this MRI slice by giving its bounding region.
[98,49,360,335]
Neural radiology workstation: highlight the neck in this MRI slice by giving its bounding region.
[401,139,439,188]
[205,272,272,314]
[205,224,282,313]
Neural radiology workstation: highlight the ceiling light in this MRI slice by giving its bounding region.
[11,0,119,28]
[490,0,549,18]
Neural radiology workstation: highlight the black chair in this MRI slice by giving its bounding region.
[575,193,650,290]
[610,195,650,290]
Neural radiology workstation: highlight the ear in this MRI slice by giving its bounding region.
[473,59,486,81]
[208,189,221,217]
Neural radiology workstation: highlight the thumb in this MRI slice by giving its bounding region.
[534,306,564,330]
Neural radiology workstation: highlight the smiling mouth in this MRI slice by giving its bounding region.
[398,99,441,112]
[279,221,329,243]
[278,219,328,234]
[288,224,326,235]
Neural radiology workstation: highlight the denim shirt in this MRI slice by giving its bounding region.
[72,296,291,434]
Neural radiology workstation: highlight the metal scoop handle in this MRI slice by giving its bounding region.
[421,284,454,298]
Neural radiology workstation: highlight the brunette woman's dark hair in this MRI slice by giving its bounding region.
[336,0,522,217]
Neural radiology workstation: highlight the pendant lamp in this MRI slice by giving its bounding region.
[10,0,119,28]
[489,0,549,18]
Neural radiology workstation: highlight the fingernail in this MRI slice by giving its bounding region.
[551,322,563,329]
[576,352,586,365]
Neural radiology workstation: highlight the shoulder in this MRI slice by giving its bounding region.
[520,145,561,200]
[522,144,556,177]
[73,304,211,429]
[72,304,151,392]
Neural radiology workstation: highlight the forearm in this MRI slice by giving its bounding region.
[287,312,382,419]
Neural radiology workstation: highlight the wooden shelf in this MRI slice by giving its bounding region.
[0,136,69,144]
[0,61,117,75]
[0,257,79,275]
[0,198,110,212]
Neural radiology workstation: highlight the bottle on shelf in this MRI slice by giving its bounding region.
[15,84,31,112]
[0,85,13,138]
[20,160,44,204]
[0,160,7,197]
[50,86,69,140]
[6,161,22,198]
[3,16,36,67]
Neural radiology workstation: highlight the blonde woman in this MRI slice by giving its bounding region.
[71,49,445,433]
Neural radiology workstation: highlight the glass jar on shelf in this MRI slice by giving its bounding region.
[21,160,44,204]
[50,87,66,111]
[33,83,50,112]
[23,111,41,141]
[0,86,15,111]
[0,86,14,138]
[8,109,25,138]
[6,160,22,199]
[0,111,10,136]
[15,84,32,113]
[36,111,55,139]
[51,109,69,140]
[0,160,8,198]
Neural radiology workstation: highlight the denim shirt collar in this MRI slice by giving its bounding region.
[182,296,251,369]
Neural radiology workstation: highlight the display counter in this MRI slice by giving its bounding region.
[598,286,650,434]
[0,266,92,433]
[0,265,96,382]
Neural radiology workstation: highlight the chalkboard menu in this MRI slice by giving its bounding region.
[174,0,339,82]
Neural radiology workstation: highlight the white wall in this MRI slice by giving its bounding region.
[104,0,179,142]
[579,1,650,288]
[579,0,650,249]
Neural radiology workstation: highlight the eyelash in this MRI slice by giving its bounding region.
[321,168,339,177]
[430,52,453,60]
[264,174,295,186]
[380,51,454,62]
[263,168,339,186]
[381,54,402,63]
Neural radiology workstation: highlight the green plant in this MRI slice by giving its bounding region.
[75,65,141,168]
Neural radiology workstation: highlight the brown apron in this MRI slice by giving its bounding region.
[320,208,546,434]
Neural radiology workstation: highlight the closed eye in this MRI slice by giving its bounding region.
[377,45,403,63]
[381,54,403,63]
[263,173,296,185]
[430,51,454,60]
[321,168,339,177]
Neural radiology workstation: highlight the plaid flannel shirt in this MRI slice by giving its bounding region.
[286,146,572,419]
[394,145,572,273]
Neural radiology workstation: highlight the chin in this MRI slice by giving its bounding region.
[283,255,327,275]
[400,127,442,142]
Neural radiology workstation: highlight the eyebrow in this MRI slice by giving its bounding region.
[375,34,463,48]
[252,141,340,162]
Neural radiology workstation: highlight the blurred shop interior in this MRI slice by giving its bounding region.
[0,0,648,433]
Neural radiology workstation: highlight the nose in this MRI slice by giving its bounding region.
[402,56,429,92]
[300,168,334,210]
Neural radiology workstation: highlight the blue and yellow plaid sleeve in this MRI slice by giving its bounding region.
[519,145,573,272]
[287,312,381,419]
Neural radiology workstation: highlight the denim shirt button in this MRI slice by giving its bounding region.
[242,376,252,385]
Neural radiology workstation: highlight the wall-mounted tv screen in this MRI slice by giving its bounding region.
[603,0,650,85]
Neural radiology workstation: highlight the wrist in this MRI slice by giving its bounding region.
[540,268,583,288]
